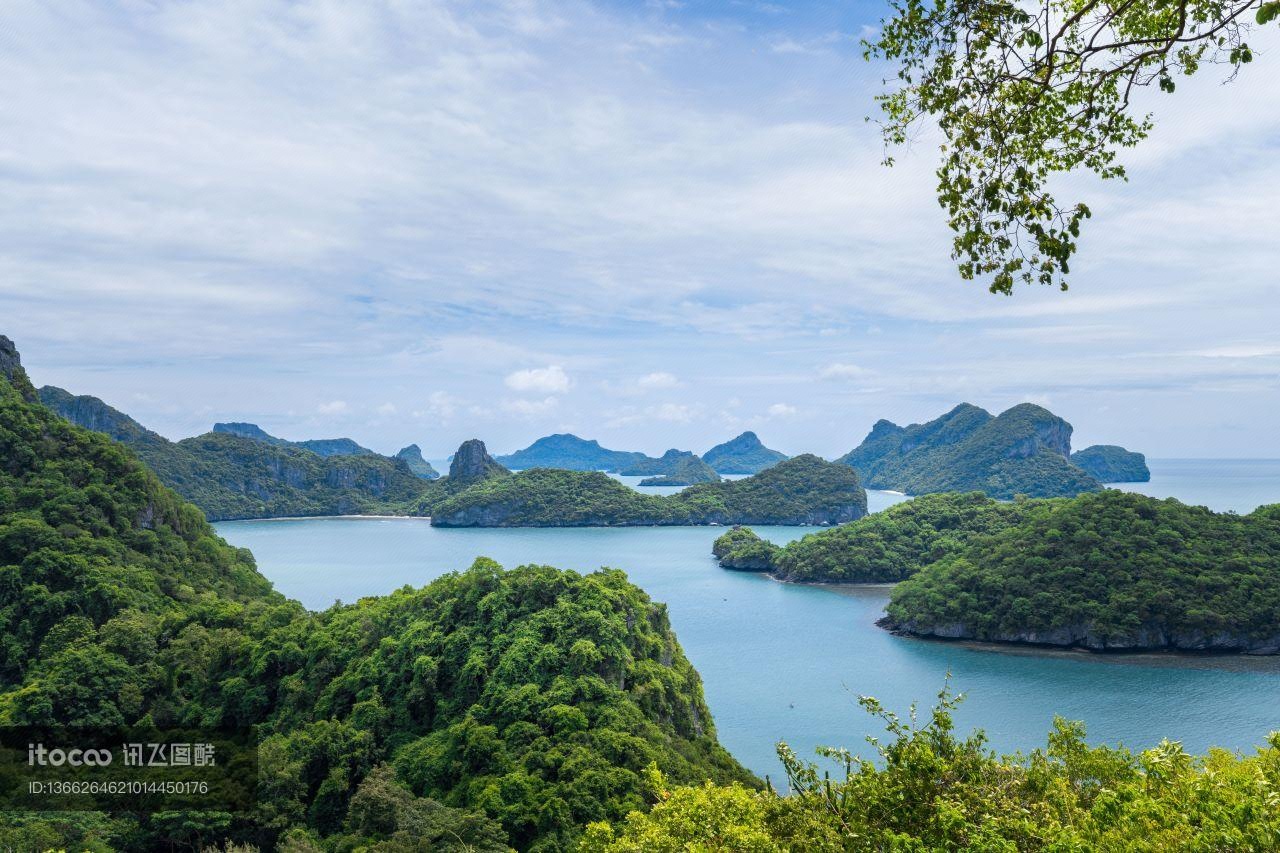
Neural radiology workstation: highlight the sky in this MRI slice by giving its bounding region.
[2,0,1277,460]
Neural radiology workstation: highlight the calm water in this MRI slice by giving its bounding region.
[1120,458,1280,513]
[215,461,1280,780]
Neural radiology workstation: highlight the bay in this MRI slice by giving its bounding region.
[216,460,1280,780]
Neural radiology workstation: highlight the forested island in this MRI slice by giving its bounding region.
[702,431,788,474]
[716,490,1280,653]
[426,450,867,527]
[1070,444,1151,483]
[837,402,1106,498]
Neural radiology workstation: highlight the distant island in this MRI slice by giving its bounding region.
[702,431,788,474]
[495,431,789,477]
[836,403,1106,499]
[495,433,650,471]
[213,421,377,457]
[715,490,1280,654]
[39,386,431,520]
[1070,444,1151,483]
[426,449,866,527]
[637,454,721,486]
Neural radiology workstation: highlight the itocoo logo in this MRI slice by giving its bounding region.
[28,743,113,766]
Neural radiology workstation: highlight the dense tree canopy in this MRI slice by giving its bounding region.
[885,490,1280,650]
[866,0,1277,293]
[0,354,754,851]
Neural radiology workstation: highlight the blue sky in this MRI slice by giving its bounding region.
[2,0,1277,459]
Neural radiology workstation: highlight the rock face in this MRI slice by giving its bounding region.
[878,617,1280,655]
[703,431,788,475]
[395,444,440,479]
[837,402,1101,499]
[0,336,37,402]
[1071,445,1151,483]
[448,439,509,484]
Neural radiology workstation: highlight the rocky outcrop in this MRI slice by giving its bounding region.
[395,444,440,479]
[0,336,37,402]
[878,616,1280,655]
[448,439,509,484]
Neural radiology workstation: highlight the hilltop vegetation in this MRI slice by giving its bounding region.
[430,454,866,527]
[702,431,788,475]
[1071,444,1151,483]
[838,403,1103,499]
[885,491,1280,652]
[0,339,752,851]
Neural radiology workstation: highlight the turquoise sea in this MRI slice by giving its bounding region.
[216,458,1280,780]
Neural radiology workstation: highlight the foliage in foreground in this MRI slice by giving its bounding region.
[583,687,1280,851]
[866,0,1276,293]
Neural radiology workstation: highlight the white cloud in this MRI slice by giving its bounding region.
[317,400,349,415]
[505,365,571,394]
[767,403,797,417]
[376,402,397,415]
[819,362,868,380]
[637,371,679,389]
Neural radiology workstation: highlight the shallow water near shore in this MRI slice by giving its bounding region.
[216,459,1280,779]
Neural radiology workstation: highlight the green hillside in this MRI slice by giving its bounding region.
[1,340,751,851]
